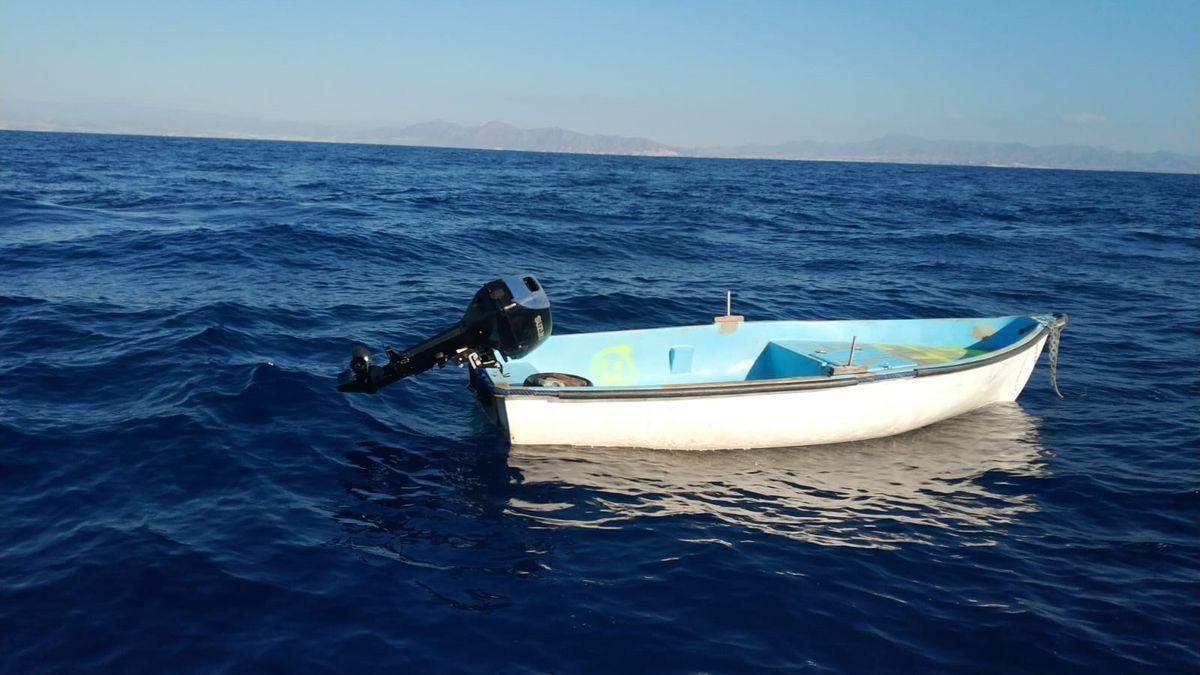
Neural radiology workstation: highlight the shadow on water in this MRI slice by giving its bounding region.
[330,432,543,611]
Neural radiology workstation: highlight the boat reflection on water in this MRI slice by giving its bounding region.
[506,403,1048,549]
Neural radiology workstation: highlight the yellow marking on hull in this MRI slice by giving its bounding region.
[589,345,637,386]
[873,343,989,365]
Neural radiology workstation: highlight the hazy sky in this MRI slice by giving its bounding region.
[2,0,1197,153]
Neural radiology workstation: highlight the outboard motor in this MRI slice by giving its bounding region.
[337,275,551,394]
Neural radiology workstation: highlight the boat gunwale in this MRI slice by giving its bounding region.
[486,314,1060,401]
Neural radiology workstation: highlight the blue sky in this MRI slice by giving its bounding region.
[2,0,1197,152]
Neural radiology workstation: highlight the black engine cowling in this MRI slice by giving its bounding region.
[337,275,551,394]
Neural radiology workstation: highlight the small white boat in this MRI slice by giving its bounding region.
[338,276,1066,450]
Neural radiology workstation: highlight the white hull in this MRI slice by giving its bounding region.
[494,335,1047,450]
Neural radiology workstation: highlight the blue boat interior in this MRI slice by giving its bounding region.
[485,315,1046,389]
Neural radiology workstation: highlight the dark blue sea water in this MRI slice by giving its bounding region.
[1,130,1197,673]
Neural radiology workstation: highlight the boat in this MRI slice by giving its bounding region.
[337,275,1066,450]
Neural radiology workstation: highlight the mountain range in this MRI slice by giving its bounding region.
[3,99,1196,174]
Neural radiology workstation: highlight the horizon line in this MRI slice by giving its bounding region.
[3,127,1196,177]
[4,97,1198,158]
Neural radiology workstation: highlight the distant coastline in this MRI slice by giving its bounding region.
[3,99,1197,174]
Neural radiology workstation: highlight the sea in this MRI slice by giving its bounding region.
[1,129,1197,673]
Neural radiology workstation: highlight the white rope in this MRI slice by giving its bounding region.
[1047,320,1064,398]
